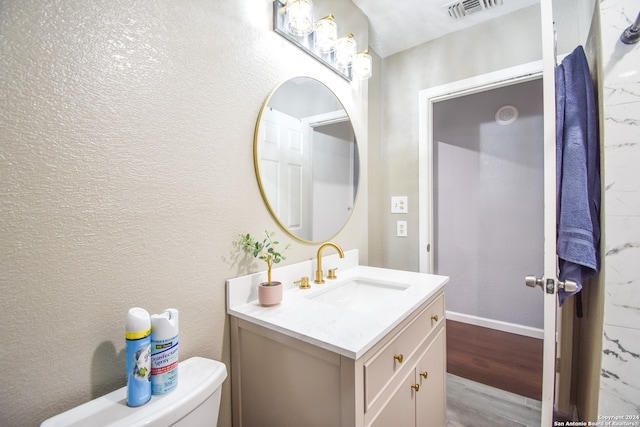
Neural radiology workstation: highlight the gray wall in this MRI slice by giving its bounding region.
[0,1,369,425]
[369,5,543,271]
[433,80,544,328]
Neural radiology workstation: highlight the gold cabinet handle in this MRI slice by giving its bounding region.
[411,383,420,392]
[393,354,404,363]
[420,371,428,379]
[431,314,439,322]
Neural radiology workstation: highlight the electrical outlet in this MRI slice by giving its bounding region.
[396,221,408,237]
[391,196,408,213]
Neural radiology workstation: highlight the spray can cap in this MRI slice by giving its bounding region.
[151,308,179,338]
[126,307,151,340]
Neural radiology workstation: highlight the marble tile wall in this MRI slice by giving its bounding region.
[599,0,640,418]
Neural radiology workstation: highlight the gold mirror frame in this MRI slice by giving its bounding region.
[253,77,360,243]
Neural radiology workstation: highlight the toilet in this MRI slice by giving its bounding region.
[41,357,227,427]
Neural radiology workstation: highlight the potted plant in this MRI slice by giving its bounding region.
[236,230,291,306]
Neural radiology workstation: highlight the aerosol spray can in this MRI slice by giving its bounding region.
[126,307,152,407]
[151,308,179,395]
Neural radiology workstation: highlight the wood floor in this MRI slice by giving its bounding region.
[447,374,542,427]
[446,320,543,401]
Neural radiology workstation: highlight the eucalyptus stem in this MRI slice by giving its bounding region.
[236,230,290,284]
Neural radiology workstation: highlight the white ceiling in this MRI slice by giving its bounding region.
[351,0,539,58]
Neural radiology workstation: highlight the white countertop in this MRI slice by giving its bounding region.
[227,250,449,359]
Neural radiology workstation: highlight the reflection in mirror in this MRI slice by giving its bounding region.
[254,77,359,243]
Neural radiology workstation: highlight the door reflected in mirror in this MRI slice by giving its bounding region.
[254,77,359,243]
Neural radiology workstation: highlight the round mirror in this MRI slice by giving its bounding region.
[254,77,359,243]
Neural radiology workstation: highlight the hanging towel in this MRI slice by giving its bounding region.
[555,45,601,305]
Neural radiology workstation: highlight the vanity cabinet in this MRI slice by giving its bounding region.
[368,328,446,427]
[229,290,446,427]
[365,293,446,427]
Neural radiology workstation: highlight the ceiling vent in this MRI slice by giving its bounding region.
[445,0,504,20]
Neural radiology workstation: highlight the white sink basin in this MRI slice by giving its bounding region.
[307,277,410,313]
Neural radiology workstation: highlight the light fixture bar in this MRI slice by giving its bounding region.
[273,0,351,81]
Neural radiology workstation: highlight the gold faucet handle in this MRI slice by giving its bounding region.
[295,277,310,289]
[327,268,338,279]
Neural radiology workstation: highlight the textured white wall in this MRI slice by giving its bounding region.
[0,1,369,425]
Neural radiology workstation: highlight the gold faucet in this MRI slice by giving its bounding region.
[315,242,344,284]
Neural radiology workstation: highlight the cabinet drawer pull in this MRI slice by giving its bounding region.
[420,371,428,379]
[393,354,404,363]
[431,314,439,322]
[411,383,420,392]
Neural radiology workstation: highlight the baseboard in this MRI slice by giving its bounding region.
[446,311,544,340]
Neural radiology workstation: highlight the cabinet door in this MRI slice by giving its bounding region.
[368,367,416,427]
[416,328,446,427]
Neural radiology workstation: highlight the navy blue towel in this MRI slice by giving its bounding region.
[555,46,601,305]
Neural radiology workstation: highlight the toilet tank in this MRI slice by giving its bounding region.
[41,357,227,427]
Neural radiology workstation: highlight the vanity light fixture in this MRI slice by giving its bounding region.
[286,0,314,36]
[273,0,372,81]
[352,49,373,80]
[335,33,357,68]
[314,14,337,54]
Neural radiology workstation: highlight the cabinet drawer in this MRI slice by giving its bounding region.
[364,293,444,410]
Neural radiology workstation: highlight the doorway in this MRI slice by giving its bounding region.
[433,76,545,398]
[433,78,545,333]
[418,62,548,423]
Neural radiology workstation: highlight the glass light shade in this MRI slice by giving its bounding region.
[335,33,357,67]
[314,15,337,54]
[287,0,314,37]
[352,50,372,79]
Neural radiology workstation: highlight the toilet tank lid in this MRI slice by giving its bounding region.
[41,357,227,427]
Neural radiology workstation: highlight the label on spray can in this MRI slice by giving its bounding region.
[151,308,179,395]
[151,334,179,394]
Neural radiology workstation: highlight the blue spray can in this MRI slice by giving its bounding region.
[126,307,152,407]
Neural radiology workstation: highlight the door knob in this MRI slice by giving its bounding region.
[558,279,578,293]
[420,371,428,379]
[525,275,544,289]
[526,275,577,294]
[394,354,404,363]
[411,383,420,392]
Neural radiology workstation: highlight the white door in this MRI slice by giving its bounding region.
[304,110,355,241]
[538,0,560,424]
[418,59,555,427]
[258,108,312,238]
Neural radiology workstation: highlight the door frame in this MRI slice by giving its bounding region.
[417,59,557,425]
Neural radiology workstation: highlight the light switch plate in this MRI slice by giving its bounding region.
[391,196,408,213]
[396,221,408,237]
